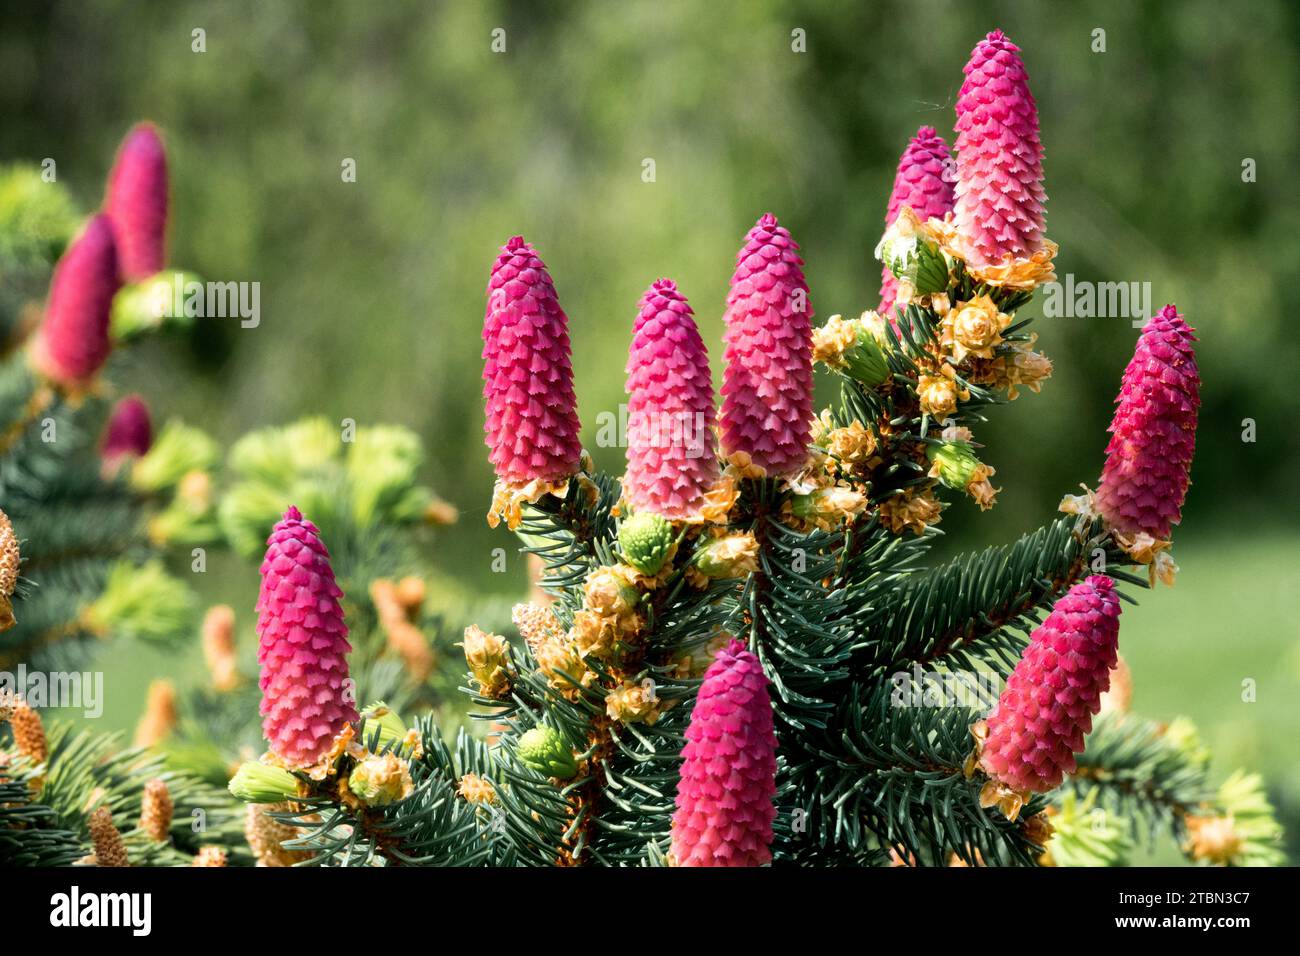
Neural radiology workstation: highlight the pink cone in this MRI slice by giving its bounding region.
[952,30,1046,266]
[104,122,168,282]
[101,394,152,469]
[1094,305,1199,539]
[719,213,814,477]
[880,127,954,313]
[980,576,1120,793]
[482,236,583,486]
[672,639,777,867]
[31,214,120,387]
[256,506,358,767]
[624,279,719,519]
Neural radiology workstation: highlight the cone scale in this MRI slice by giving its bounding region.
[31,214,120,388]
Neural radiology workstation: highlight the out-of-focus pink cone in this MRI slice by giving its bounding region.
[30,214,120,388]
[101,394,152,473]
[104,122,169,282]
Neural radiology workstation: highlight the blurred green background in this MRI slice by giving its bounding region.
[1,0,1296,860]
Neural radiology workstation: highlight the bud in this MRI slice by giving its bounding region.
[1040,789,1130,867]
[943,295,1011,363]
[109,271,201,340]
[875,208,948,297]
[82,559,195,644]
[201,604,240,692]
[916,371,964,418]
[534,636,592,700]
[347,752,414,807]
[345,424,424,527]
[787,485,869,531]
[228,760,301,804]
[879,128,955,312]
[618,512,676,577]
[133,679,177,748]
[192,846,228,867]
[605,681,660,725]
[692,533,759,580]
[812,313,891,387]
[139,778,173,843]
[100,394,153,476]
[516,725,578,779]
[2,694,47,767]
[371,581,435,681]
[244,803,309,867]
[511,601,562,653]
[461,625,512,698]
[358,701,410,752]
[926,441,982,489]
[88,806,129,867]
[393,576,425,611]
[457,773,497,805]
[813,415,879,469]
[878,488,944,536]
[840,322,891,386]
[583,565,640,617]
[981,344,1053,400]
[571,609,617,659]
[1183,770,1284,867]
[131,420,220,492]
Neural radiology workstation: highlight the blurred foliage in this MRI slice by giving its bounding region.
[1,0,1295,859]
[2,0,1294,570]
